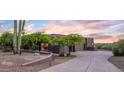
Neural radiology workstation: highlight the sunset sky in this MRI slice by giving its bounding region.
[0,20,124,43]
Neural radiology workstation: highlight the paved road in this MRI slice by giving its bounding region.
[41,51,121,72]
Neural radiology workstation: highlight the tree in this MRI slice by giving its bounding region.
[13,20,25,54]
[0,32,13,48]
[21,34,32,49]
[50,37,65,56]
[64,34,84,56]
[21,32,50,51]
[30,32,49,51]
[50,34,84,56]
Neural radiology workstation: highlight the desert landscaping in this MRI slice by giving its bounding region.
[0,20,124,72]
[0,50,75,72]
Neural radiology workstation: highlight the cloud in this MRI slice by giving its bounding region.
[0,20,6,23]
[116,34,124,40]
[36,28,46,33]
[44,23,86,35]
[0,25,13,33]
[48,20,80,26]
[87,33,102,37]
[94,35,113,39]
[0,20,124,43]
[95,37,118,43]
[40,20,124,43]
[44,20,124,35]
[24,24,34,34]
[80,20,123,30]
[87,33,116,43]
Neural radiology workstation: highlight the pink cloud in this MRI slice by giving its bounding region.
[37,20,124,43]
[44,23,86,35]
[116,34,124,40]
[80,20,122,29]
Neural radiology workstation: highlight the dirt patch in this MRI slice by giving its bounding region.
[0,51,76,72]
[0,52,44,66]
[108,56,124,71]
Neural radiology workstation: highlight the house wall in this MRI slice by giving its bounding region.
[48,36,94,53]
[84,38,94,50]
[75,38,94,51]
[75,44,84,51]
[48,44,69,54]
[64,46,69,54]
[48,44,60,53]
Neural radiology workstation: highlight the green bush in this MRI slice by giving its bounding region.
[95,43,113,50]
[112,47,120,56]
[2,48,12,52]
[112,39,124,56]
[21,43,30,49]
[31,44,39,50]
[59,53,65,57]
[66,53,70,56]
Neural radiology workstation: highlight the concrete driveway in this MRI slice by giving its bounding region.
[41,51,121,72]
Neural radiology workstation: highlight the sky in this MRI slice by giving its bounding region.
[0,20,124,43]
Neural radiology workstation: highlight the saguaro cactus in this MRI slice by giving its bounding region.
[13,20,25,54]
[17,20,22,54]
[22,20,25,31]
[17,20,25,54]
[13,20,17,54]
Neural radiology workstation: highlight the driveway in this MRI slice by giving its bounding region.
[41,51,121,72]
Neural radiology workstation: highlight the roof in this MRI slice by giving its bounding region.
[48,34,94,40]
[48,34,65,38]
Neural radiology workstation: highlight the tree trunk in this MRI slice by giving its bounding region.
[59,44,65,56]
[38,42,41,52]
[67,46,71,56]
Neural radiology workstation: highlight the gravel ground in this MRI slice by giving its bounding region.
[0,51,44,66]
[109,56,124,71]
[0,51,75,72]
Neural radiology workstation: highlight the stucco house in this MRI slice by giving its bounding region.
[42,34,95,53]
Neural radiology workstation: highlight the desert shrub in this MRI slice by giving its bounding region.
[0,32,13,47]
[59,53,65,57]
[112,47,120,56]
[95,44,102,49]
[112,39,124,56]
[95,43,113,50]
[21,42,30,49]
[2,48,12,52]
[31,44,39,50]
[103,44,112,50]
[66,53,70,56]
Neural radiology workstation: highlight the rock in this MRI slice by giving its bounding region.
[34,53,40,56]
